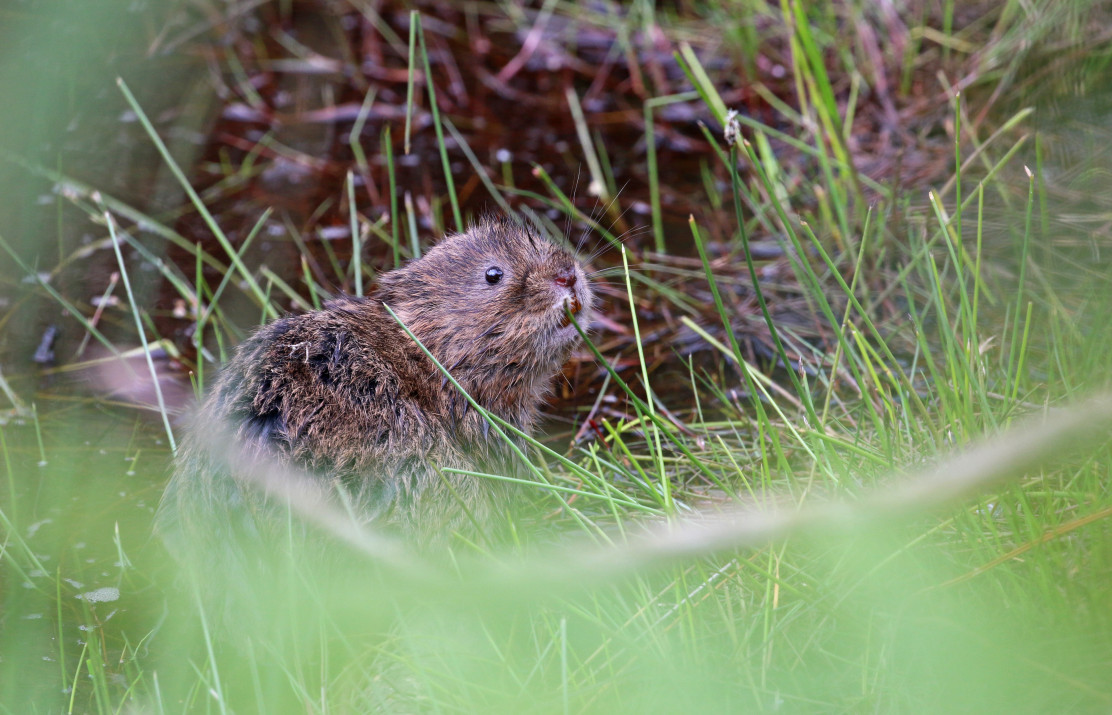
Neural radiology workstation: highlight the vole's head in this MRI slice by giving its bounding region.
[377,216,594,397]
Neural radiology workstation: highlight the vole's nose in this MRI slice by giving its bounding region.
[554,270,577,289]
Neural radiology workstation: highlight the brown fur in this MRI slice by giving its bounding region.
[156,216,593,565]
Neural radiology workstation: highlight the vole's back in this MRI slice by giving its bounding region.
[156,217,593,628]
[159,296,518,560]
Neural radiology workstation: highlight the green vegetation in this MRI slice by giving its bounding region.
[2,0,1112,711]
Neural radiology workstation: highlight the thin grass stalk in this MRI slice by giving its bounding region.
[67,639,89,714]
[680,318,801,410]
[52,566,71,705]
[784,0,864,213]
[699,102,891,199]
[899,271,949,435]
[872,135,1029,310]
[644,91,700,253]
[116,78,276,320]
[928,191,994,426]
[687,216,775,406]
[686,235,806,482]
[0,501,48,576]
[797,221,891,411]
[694,122,776,235]
[193,243,206,392]
[627,400,672,506]
[645,98,662,254]
[348,171,363,296]
[969,184,997,426]
[818,210,874,427]
[702,372,792,477]
[442,469,648,511]
[618,270,702,315]
[1035,132,1049,236]
[592,129,619,200]
[759,546,778,690]
[382,125,401,267]
[938,74,1015,210]
[795,218,930,423]
[117,231,198,310]
[560,618,570,715]
[259,267,313,312]
[954,91,963,258]
[404,18,417,155]
[0,366,25,413]
[224,46,265,108]
[301,257,323,311]
[681,318,817,464]
[191,578,228,715]
[1008,167,1036,383]
[28,404,46,467]
[402,192,421,259]
[0,429,13,525]
[676,42,727,123]
[83,608,111,713]
[698,159,723,211]
[443,117,513,215]
[413,12,463,232]
[779,0,808,124]
[847,326,898,459]
[935,107,1033,200]
[1010,302,1034,405]
[930,191,976,352]
[602,420,667,508]
[569,311,733,491]
[584,446,632,528]
[727,140,820,428]
[927,197,969,328]
[971,187,987,328]
[565,87,614,220]
[260,279,273,325]
[197,208,272,340]
[923,251,965,431]
[708,436,744,502]
[794,81,854,247]
[536,452,627,521]
[899,3,925,95]
[348,87,377,175]
[105,212,177,451]
[622,246,670,512]
[942,0,955,61]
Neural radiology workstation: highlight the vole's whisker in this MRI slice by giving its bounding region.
[565,165,585,248]
[587,264,646,278]
[592,283,631,299]
[580,223,652,265]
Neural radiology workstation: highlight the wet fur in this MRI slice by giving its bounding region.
[157,216,593,564]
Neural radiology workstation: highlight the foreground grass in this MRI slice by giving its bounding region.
[2,0,1112,712]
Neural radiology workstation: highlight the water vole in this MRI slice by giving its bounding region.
[157,215,594,560]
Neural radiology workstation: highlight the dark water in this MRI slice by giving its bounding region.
[0,2,188,706]
[0,399,169,709]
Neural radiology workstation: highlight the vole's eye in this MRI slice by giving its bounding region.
[485,267,503,284]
